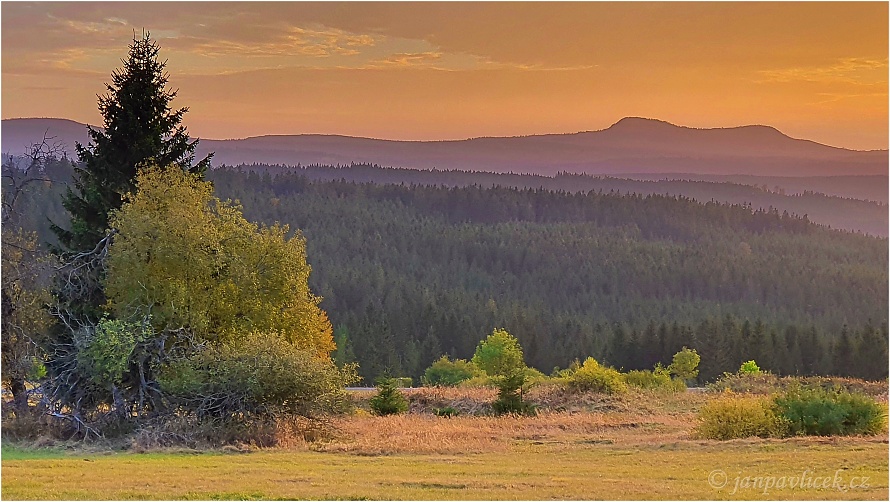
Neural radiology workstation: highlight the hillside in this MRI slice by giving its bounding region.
[207,168,887,382]
[4,158,886,382]
[3,117,886,178]
[232,163,889,237]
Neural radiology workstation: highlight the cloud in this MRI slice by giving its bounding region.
[757,58,888,85]
[176,26,377,58]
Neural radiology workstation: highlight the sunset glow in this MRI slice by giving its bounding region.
[2,1,888,150]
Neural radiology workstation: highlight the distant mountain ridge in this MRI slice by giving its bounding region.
[2,116,886,177]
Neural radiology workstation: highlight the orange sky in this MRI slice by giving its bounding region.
[2,2,888,150]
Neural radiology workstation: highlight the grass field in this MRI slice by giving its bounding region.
[2,389,888,500]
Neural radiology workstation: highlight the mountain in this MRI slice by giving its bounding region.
[3,117,886,177]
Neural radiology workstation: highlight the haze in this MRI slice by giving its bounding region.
[2,1,888,151]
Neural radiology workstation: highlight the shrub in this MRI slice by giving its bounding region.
[433,406,460,418]
[694,393,789,440]
[523,366,550,386]
[422,356,478,386]
[369,377,409,416]
[392,377,413,388]
[739,360,762,375]
[459,375,496,388]
[624,366,685,392]
[774,386,887,436]
[564,357,627,394]
[668,347,700,383]
[492,370,536,415]
[158,331,355,419]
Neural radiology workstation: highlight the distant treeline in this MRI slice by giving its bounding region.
[207,166,887,383]
[227,163,889,236]
[4,159,887,383]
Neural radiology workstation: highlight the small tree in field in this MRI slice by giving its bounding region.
[472,328,525,377]
[473,328,534,414]
[369,377,408,415]
[668,347,700,384]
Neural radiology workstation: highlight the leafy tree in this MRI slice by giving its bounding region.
[668,347,700,384]
[472,328,526,377]
[53,32,211,254]
[105,165,335,356]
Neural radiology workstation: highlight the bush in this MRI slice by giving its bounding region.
[739,360,762,375]
[623,366,685,392]
[492,371,536,415]
[694,393,789,440]
[433,406,460,418]
[564,357,627,394]
[422,356,478,386]
[369,377,409,416]
[391,377,413,388]
[158,331,355,419]
[775,386,886,436]
[695,387,887,440]
[668,347,700,384]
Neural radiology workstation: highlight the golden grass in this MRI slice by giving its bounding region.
[3,435,887,500]
[3,388,887,500]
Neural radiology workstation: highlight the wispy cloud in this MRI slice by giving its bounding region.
[757,58,888,85]
[179,27,376,58]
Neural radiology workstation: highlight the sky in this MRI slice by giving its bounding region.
[2,1,888,150]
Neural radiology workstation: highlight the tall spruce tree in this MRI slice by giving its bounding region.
[52,31,212,253]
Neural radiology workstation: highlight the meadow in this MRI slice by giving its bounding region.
[3,388,887,500]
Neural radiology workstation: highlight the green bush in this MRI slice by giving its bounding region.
[158,331,355,419]
[694,393,789,440]
[564,357,627,394]
[623,366,685,392]
[472,328,525,377]
[369,377,409,416]
[458,374,496,388]
[739,360,762,375]
[422,356,478,386]
[391,377,413,388]
[668,347,700,384]
[775,386,887,436]
[492,370,536,415]
[433,406,460,417]
[77,317,150,389]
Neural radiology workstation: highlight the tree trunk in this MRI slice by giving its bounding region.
[10,377,29,415]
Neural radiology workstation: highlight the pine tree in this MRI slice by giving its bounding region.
[52,31,212,253]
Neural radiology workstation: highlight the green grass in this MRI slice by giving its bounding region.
[0,443,69,460]
[2,439,887,500]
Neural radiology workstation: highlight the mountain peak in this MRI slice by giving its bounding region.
[607,117,677,130]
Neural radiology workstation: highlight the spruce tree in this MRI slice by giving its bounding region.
[52,31,212,253]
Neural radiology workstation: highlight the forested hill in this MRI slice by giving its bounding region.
[205,167,887,383]
[223,163,888,237]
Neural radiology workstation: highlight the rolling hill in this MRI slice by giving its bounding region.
[3,117,886,179]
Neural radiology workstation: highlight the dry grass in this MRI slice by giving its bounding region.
[3,435,887,500]
[3,387,887,500]
[299,388,710,455]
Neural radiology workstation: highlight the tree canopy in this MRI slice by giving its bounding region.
[53,32,211,254]
[106,165,335,357]
[472,328,526,377]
